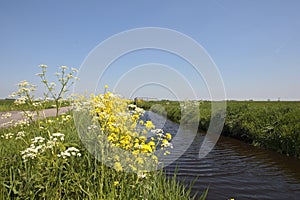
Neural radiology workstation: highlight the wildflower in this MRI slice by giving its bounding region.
[16,131,25,140]
[1,112,12,119]
[60,65,68,70]
[71,67,78,72]
[104,85,109,89]
[137,172,147,179]
[31,136,46,143]
[57,147,80,159]
[51,133,65,141]
[39,64,48,69]
[17,80,29,87]
[114,162,123,172]
[145,121,155,130]
[165,133,172,140]
[14,96,27,105]
[1,133,14,139]
[50,82,56,87]
[67,74,73,79]
[114,181,119,186]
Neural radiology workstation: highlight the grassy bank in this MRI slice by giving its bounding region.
[138,100,300,158]
[0,112,202,199]
[0,65,207,199]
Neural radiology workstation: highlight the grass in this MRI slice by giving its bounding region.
[0,99,70,112]
[0,112,205,199]
[138,100,300,158]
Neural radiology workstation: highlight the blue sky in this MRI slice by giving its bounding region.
[1,0,299,100]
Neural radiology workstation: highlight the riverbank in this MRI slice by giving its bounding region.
[0,109,199,199]
[138,100,300,158]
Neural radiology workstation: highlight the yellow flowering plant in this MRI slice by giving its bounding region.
[74,86,173,176]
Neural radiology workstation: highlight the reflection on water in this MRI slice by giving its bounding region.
[145,111,300,200]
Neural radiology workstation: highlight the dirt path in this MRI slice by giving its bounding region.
[0,107,72,128]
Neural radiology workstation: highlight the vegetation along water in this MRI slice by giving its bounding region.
[138,100,300,158]
[0,65,206,199]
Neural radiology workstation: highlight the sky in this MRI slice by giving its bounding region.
[1,0,299,100]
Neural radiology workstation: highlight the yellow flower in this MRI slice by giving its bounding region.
[148,141,155,147]
[165,133,172,140]
[136,157,144,165]
[104,85,109,89]
[139,136,146,142]
[114,181,119,186]
[114,162,123,172]
[145,121,155,130]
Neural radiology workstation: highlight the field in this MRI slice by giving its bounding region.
[138,100,300,158]
[0,99,70,112]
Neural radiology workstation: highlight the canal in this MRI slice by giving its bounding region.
[144,111,300,199]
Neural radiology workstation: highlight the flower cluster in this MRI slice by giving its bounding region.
[0,131,27,140]
[1,133,14,139]
[57,147,81,158]
[10,80,37,106]
[78,86,173,175]
[1,112,12,119]
[20,133,81,162]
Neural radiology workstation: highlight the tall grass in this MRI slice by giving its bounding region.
[0,113,203,199]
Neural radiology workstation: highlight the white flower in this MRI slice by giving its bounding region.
[71,67,78,72]
[33,102,42,107]
[14,96,27,105]
[57,147,81,159]
[60,65,68,70]
[52,133,65,137]
[1,112,12,119]
[151,129,164,134]
[39,64,48,69]
[67,74,73,79]
[50,82,56,87]
[1,133,14,139]
[31,136,45,143]
[16,131,25,140]
[137,172,147,179]
[128,104,137,109]
[17,80,29,87]
[66,147,80,152]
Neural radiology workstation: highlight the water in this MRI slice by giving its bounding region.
[145,111,300,199]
